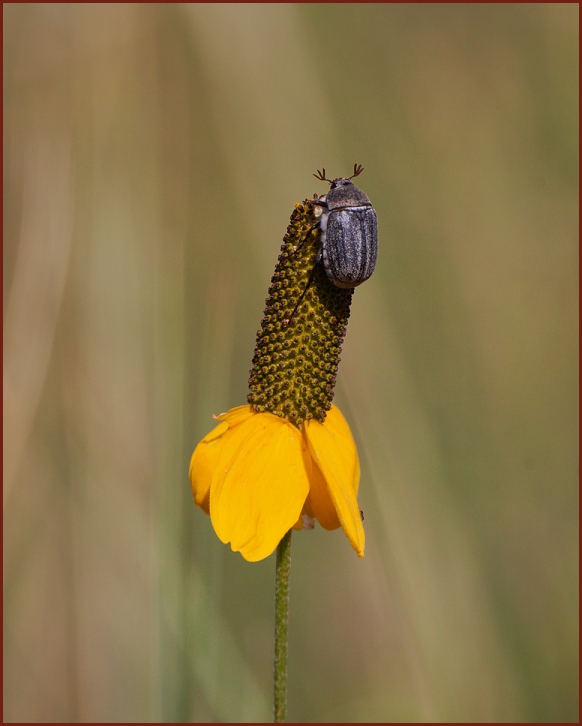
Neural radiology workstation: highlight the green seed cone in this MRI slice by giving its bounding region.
[247,199,353,425]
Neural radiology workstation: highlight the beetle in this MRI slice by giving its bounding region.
[312,163,378,288]
[284,164,378,325]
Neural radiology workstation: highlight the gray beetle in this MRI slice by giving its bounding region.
[284,164,378,325]
[313,163,378,288]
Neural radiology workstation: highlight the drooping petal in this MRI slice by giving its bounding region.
[303,457,341,531]
[210,412,310,562]
[189,405,255,514]
[190,422,229,514]
[303,405,364,557]
[215,404,257,426]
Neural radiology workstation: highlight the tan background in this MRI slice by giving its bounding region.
[4,3,578,722]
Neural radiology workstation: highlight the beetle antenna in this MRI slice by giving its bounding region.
[313,168,331,183]
[349,163,364,180]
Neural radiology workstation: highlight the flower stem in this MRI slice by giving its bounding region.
[274,529,292,722]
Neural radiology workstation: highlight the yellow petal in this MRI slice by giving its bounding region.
[189,405,255,514]
[215,404,256,426]
[190,424,227,514]
[210,413,310,562]
[304,457,341,531]
[303,405,364,557]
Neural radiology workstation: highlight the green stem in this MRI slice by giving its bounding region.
[274,529,292,723]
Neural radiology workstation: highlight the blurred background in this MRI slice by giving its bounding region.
[3,3,578,722]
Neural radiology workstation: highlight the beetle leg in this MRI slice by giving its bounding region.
[289,221,320,257]
[283,263,319,327]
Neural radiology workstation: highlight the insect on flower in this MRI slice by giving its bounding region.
[313,163,378,289]
[286,164,378,324]
[189,173,373,562]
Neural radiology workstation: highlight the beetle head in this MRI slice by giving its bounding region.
[314,163,371,210]
[329,177,355,190]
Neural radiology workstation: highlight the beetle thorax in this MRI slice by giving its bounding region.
[326,179,372,210]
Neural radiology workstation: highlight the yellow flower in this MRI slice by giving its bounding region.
[189,403,364,562]
[190,198,369,562]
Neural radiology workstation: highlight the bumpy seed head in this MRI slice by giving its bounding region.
[247,200,353,425]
